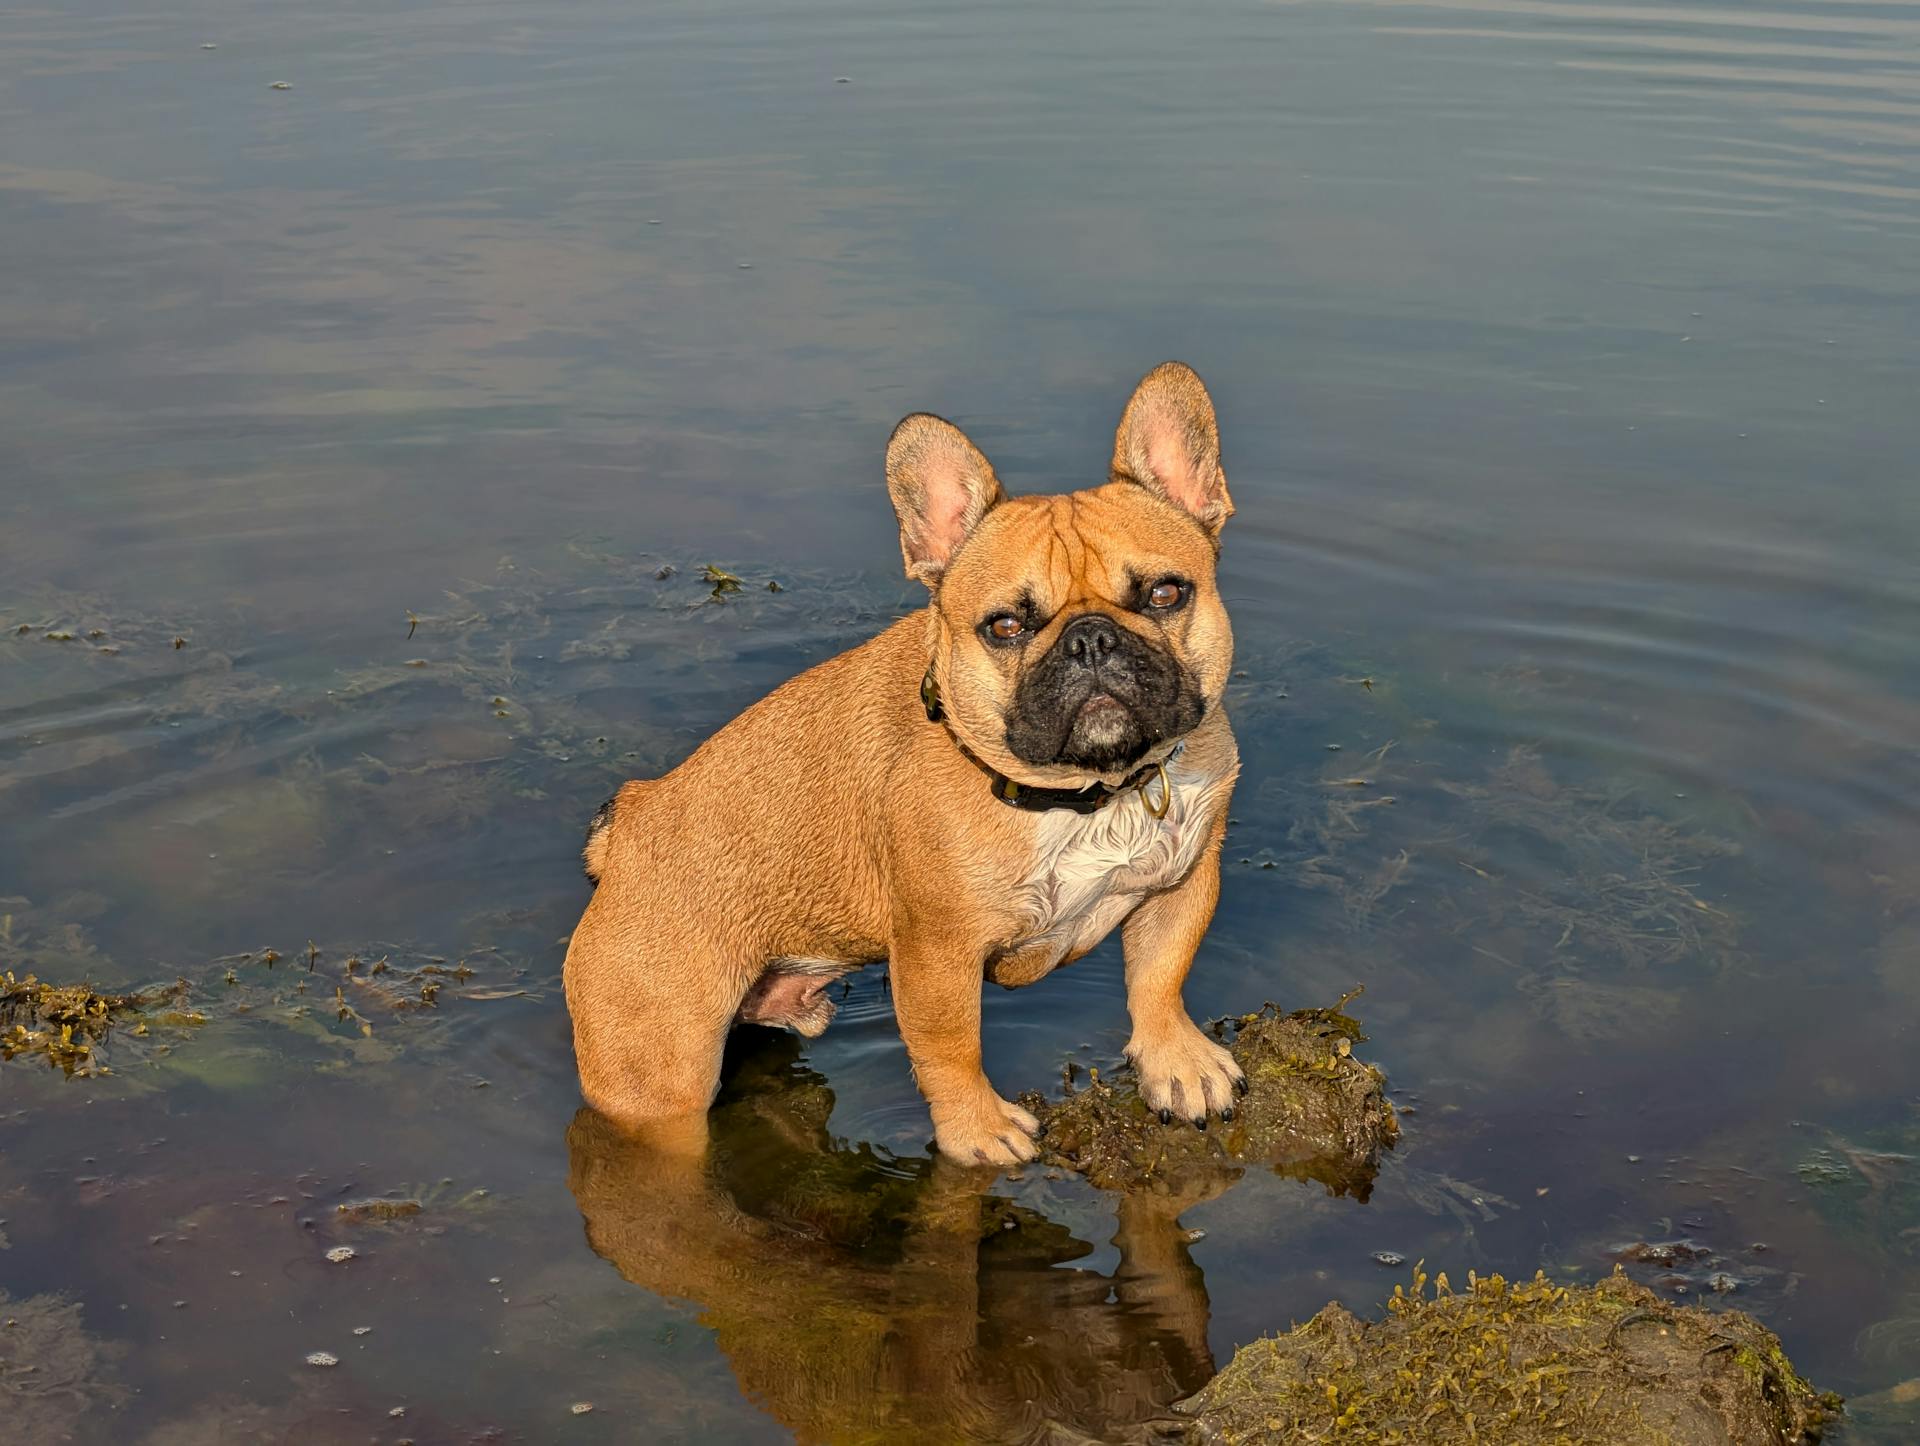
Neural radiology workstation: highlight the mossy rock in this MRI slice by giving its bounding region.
[1177,1265,1839,1444]
[1017,997,1398,1195]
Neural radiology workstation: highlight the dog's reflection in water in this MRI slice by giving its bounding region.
[566,1031,1221,1444]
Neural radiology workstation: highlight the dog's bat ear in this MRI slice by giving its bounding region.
[885,413,1006,588]
[1110,362,1232,537]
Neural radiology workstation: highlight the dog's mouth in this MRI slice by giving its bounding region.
[1004,629,1204,773]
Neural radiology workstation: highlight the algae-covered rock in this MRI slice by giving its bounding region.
[1017,996,1397,1195]
[1177,1265,1838,1445]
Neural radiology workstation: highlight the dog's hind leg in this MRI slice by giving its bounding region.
[562,904,744,1132]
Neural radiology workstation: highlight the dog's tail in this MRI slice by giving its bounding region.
[581,780,650,884]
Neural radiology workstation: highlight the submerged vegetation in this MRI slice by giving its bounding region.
[0,895,537,1085]
[1434,747,1741,972]
[1019,995,1397,1195]
[0,1289,124,1440]
[1178,1266,1838,1445]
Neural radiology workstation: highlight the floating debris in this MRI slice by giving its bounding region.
[570,1402,594,1415]
[269,81,291,91]
[324,1246,356,1264]
[1,970,187,1075]
[702,564,743,598]
[1371,1250,1405,1267]
[305,1351,338,1368]
[336,1197,423,1222]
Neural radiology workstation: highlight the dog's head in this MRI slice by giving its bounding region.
[888,362,1234,788]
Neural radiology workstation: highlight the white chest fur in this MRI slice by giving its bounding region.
[1009,749,1232,968]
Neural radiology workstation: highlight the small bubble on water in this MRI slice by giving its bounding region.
[571,1402,595,1415]
[325,1246,356,1263]
[1372,1251,1405,1267]
[306,1351,339,1368]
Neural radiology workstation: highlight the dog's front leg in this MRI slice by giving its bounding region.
[1121,813,1245,1126]
[890,921,1039,1166]
[1111,1187,1220,1391]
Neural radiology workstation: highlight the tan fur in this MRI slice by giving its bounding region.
[564,362,1243,1164]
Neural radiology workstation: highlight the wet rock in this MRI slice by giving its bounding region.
[1016,997,1397,1195]
[1615,1238,1713,1268]
[1176,1266,1837,1444]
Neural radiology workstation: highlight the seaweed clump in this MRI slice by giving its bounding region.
[1177,1265,1838,1444]
[1017,995,1398,1195]
[0,970,185,1075]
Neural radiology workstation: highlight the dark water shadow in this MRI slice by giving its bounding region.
[563,1029,1295,1445]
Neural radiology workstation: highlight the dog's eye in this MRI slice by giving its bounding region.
[1147,579,1185,609]
[986,614,1026,642]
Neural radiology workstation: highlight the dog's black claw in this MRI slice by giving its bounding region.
[1159,1108,1172,1125]
[1234,1076,1250,1097]
[1221,1106,1236,1122]
[1194,1116,1209,1131]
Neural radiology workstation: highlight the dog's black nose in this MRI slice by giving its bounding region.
[1061,613,1121,665]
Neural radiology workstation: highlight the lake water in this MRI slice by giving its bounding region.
[3,0,1918,1439]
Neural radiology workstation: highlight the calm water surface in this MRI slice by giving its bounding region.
[3,0,1918,1440]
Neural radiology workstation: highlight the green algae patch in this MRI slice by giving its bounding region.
[1177,1265,1838,1445]
[0,969,186,1075]
[1017,996,1398,1195]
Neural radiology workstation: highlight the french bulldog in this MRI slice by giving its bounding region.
[564,362,1242,1165]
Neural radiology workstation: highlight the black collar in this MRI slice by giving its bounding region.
[920,666,1175,817]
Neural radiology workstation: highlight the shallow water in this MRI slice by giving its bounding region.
[3,0,1918,1440]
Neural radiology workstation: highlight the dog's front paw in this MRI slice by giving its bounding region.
[930,1089,1041,1168]
[1127,1019,1245,1128]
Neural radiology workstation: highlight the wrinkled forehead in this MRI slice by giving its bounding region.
[942,486,1214,612]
